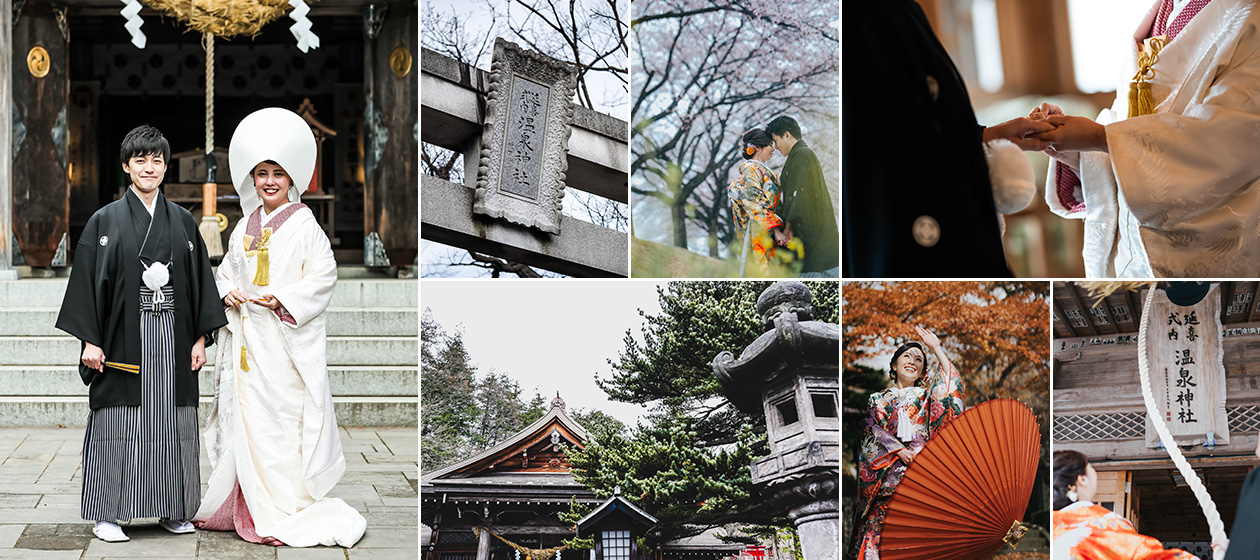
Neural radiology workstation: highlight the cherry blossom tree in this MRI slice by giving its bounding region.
[631,0,838,254]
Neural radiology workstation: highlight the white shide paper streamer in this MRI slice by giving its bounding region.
[120,0,146,49]
[288,0,320,53]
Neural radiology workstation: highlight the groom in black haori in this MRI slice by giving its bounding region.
[56,125,228,542]
[766,115,839,277]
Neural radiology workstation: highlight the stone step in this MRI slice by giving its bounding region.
[0,278,417,308]
[0,336,417,366]
[0,365,416,397]
[0,307,418,337]
[0,396,417,427]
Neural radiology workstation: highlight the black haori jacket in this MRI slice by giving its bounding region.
[56,188,228,409]
[842,0,1012,277]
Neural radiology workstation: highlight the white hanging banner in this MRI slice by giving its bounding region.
[1145,285,1230,447]
[120,0,146,49]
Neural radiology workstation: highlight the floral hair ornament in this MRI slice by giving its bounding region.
[745,144,756,156]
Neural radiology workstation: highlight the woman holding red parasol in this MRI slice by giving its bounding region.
[848,326,965,560]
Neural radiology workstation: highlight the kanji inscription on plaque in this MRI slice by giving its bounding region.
[473,38,576,234]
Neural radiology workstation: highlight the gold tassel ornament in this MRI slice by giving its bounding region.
[1128,35,1167,118]
[240,317,250,371]
[245,228,273,286]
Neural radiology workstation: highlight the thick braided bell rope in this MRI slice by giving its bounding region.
[203,32,214,153]
[1136,282,1229,555]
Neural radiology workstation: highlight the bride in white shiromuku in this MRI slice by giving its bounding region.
[192,107,365,547]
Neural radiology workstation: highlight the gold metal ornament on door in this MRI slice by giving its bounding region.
[27,46,50,78]
[390,46,412,79]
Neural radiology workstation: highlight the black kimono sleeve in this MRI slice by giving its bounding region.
[55,213,107,386]
[185,211,228,347]
[1228,466,1260,557]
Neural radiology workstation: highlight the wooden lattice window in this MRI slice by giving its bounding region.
[601,531,631,560]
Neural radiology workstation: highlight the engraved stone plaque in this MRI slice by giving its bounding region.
[473,38,576,234]
[500,77,549,199]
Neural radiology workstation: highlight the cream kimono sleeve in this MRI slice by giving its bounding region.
[268,222,337,328]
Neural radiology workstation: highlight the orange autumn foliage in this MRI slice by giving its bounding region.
[842,281,1049,423]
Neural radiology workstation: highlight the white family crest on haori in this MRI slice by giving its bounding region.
[194,107,361,547]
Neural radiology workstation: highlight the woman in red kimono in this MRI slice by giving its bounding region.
[849,326,965,560]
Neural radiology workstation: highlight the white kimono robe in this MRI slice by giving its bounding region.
[195,202,365,547]
[1046,0,1260,277]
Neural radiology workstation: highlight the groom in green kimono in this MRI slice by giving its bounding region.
[766,115,839,277]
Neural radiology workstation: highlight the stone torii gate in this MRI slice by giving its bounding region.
[420,39,628,277]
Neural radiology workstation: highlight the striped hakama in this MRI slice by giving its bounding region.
[80,285,200,522]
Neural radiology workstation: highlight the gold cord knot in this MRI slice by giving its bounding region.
[1129,35,1167,118]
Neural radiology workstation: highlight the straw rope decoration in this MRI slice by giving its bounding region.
[140,0,291,38]
[473,526,567,560]
[1129,281,1229,556]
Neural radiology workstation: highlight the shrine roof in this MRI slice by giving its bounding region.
[576,493,657,535]
[419,471,598,504]
[423,472,581,486]
[422,395,589,482]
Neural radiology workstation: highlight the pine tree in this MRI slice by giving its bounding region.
[472,370,529,449]
[569,281,838,547]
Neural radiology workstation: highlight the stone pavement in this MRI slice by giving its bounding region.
[0,426,418,559]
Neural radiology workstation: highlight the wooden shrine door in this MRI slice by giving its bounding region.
[11,0,69,267]
[1094,470,1135,524]
[363,0,417,267]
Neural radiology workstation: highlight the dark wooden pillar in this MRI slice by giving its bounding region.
[11,0,69,267]
[363,0,417,266]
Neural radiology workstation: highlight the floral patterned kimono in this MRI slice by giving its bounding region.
[850,358,965,560]
[728,159,783,275]
[1052,502,1198,560]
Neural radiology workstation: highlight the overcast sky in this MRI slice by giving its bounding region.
[422,280,671,427]
[423,0,627,117]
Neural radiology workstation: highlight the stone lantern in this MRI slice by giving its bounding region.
[711,281,839,560]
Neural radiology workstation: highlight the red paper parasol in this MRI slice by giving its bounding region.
[880,398,1041,560]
